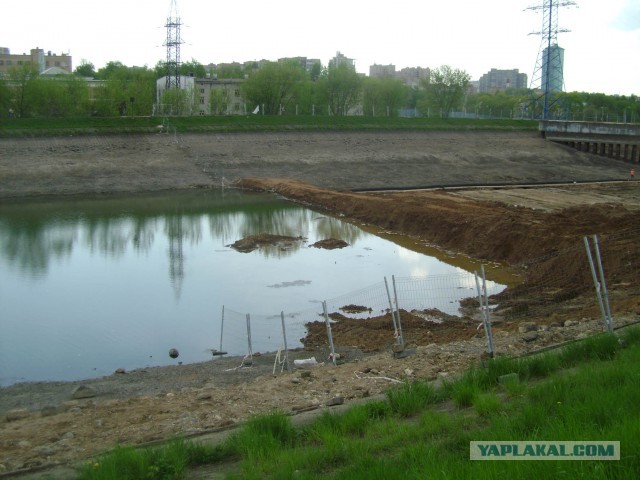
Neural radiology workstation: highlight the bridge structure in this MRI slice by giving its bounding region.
[540,120,640,163]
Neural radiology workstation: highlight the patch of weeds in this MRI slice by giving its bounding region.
[226,411,296,458]
[473,392,504,417]
[501,376,527,398]
[559,333,620,366]
[520,353,560,379]
[386,380,439,417]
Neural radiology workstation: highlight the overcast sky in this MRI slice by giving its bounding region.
[4,0,639,95]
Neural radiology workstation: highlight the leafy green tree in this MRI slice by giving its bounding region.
[215,64,246,79]
[317,62,363,116]
[363,77,409,116]
[209,88,230,115]
[93,65,156,116]
[7,64,41,117]
[179,59,206,78]
[0,77,11,116]
[74,60,96,78]
[242,61,308,115]
[158,87,194,116]
[418,65,470,117]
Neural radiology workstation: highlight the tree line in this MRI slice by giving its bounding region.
[1,59,638,122]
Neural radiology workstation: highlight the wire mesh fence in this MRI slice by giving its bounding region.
[216,231,640,372]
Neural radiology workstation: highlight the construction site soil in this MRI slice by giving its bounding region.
[1,130,639,477]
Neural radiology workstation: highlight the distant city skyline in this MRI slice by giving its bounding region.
[3,0,639,95]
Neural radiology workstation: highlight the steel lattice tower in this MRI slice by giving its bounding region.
[527,0,576,119]
[164,0,183,90]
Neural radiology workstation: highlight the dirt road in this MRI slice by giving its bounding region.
[1,130,639,477]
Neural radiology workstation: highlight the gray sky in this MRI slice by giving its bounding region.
[4,0,639,95]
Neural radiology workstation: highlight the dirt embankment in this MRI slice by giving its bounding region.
[1,130,640,477]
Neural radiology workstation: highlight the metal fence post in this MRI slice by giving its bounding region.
[392,275,405,347]
[481,265,495,356]
[592,235,614,333]
[475,271,494,357]
[322,301,337,365]
[384,276,400,342]
[219,305,225,353]
[245,314,253,365]
[280,311,291,372]
[584,237,611,332]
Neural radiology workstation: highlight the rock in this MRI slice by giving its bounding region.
[392,343,405,353]
[169,348,179,359]
[300,371,312,379]
[522,332,539,343]
[61,432,75,440]
[40,406,59,417]
[72,385,97,399]
[327,396,344,407]
[564,320,579,327]
[359,367,372,374]
[369,369,379,375]
[196,392,213,400]
[518,322,538,333]
[291,378,301,384]
[6,408,30,422]
[404,368,415,377]
[35,446,57,456]
[114,368,126,374]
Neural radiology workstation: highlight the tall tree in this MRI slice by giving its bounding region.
[242,61,308,115]
[74,60,96,78]
[0,77,11,116]
[363,77,409,116]
[418,65,470,118]
[179,59,206,78]
[317,62,363,116]
[7,64,40,117]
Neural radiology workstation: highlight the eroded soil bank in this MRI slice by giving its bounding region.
[1,131,639,477]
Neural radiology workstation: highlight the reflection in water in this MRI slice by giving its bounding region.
[0,189,503,386]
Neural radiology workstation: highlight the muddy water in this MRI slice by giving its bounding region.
[0,189,504,386]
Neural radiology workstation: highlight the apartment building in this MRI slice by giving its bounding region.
[0,47,72,76]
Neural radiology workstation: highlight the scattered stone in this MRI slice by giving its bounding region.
[518,322,538,333]
[40,406,59,417]
[564,320,579,327]
[404,368,415,377]
[522,332,539,343]
[393,347,417,359]
[35,446,57,457]
[114,368,126,374]
[196,392,213,401]
[72,385,97,399]
[6,409,30,422]
[327,396,345,407]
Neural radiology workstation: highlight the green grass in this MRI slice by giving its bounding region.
[0,115,538,137]
[76,327,640,480]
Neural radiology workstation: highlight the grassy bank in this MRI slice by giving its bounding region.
[75,327,640,480]
[0,116,538,137]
